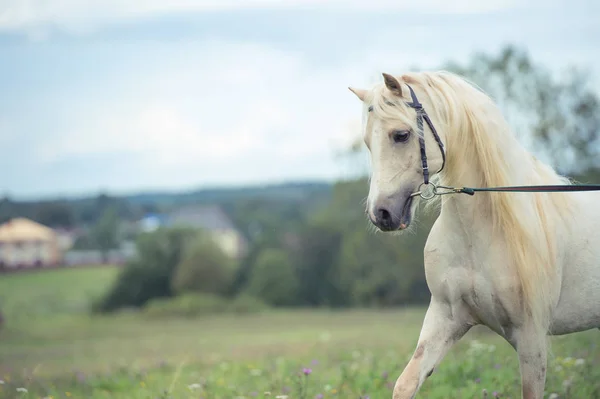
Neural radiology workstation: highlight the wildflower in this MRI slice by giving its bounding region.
[475,378,481,383]
[275,396,288,399]
[549,394,559,399]
[575,358,585,366]
[0,380,4,384]
[316,394,324,399]
[492,392,499,397]
[264,392,271,396]
[188,383,202,390]
[140,381,146,388]
[66,392,72,397]
[303,367,312,376]
[16,387,28,393]
[331,388,338,394]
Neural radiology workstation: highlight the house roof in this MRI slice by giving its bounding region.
[167,205,236,231]
[0,218,57,242]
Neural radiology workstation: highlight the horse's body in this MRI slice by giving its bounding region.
[348,71,600,399]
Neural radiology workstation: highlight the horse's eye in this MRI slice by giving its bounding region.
[391,130,410,143]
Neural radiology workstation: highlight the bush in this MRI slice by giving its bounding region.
[227,294,270,314]
[170,232,235,296]
[92,259,171,312]
[94,227,198,312]
[142,293,269,318]
[244,248,299,306]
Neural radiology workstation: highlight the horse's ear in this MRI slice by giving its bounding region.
[348,87,367,102]
[382,73,403,96]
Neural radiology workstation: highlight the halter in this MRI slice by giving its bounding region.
[397,84,600,200]
[404,84,446,198]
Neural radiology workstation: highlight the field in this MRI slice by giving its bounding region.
[0,268,599,399]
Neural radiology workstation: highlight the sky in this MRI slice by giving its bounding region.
[1,0,599,199]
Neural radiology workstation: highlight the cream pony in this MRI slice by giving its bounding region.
[349,71,600,399]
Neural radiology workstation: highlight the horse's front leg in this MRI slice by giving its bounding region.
[512,327,548,399]
[393,297,472,399]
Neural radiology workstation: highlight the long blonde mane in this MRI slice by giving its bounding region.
[370,70,574,333]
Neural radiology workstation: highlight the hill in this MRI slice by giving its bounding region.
[0,180,334,228]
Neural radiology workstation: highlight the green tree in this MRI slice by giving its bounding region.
[171,232,235,296]
[91,207,120,263]
[95,227,197,312]
[244,248,299,306]
[291,220,345,307]
[34,202,74,228]
[445,45,600,175]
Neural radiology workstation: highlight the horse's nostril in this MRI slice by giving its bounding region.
[377,208,392,223]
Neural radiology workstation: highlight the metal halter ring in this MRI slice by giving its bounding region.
[411,182,438,200]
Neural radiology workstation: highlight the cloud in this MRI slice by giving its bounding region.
[2,38,369,196]
[0,0,522,37]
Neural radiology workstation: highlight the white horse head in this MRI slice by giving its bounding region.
[349,73,447,232]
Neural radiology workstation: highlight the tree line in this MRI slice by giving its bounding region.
[95,176,434,313]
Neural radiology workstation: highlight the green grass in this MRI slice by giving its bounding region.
[0,266,119,322]
[0,268,599,399]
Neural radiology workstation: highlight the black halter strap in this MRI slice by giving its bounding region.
[404,84,446,185]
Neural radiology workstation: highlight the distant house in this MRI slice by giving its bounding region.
[138,205,248,259]
[0,218,62,270]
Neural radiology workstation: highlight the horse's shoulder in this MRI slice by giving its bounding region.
[423,215,456,259]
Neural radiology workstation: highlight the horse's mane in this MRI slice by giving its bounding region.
[370,70,574,333]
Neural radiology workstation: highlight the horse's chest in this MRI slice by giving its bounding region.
[425,246,518,330]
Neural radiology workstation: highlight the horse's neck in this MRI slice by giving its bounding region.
[437,136,531,243]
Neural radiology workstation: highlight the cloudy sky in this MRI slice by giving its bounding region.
[1,0,598,199]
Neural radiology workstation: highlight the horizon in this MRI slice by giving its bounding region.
[3,176,338,203]
[1,0,599,200]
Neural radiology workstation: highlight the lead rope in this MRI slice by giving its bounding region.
[411,182,600,200]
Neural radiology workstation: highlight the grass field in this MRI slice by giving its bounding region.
[0,267,599,399]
